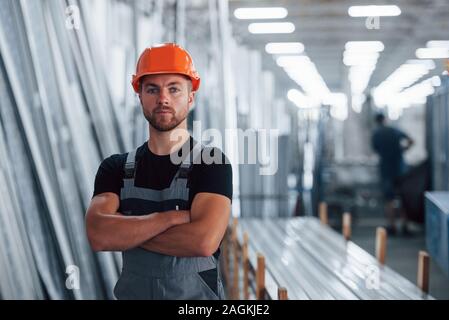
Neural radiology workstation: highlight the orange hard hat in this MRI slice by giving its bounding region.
[132,43,200,93]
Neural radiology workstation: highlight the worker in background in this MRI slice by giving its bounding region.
[85,43,232,299]
[371,113,414,236]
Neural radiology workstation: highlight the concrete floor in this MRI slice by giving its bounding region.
[349,217,449,300]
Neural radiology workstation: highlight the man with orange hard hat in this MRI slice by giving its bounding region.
[85,43,232,299]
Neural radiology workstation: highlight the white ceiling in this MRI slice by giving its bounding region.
[228,0,449,93]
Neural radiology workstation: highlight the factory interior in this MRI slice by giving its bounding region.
[1,0,449,300]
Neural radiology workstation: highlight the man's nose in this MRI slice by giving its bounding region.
[157,88,170,105]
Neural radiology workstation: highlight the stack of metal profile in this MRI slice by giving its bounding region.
[0,0,136,299]
[238,217,433,300]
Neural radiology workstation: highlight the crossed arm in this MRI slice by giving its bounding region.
[85,192,231,256]
[139,192,231,256]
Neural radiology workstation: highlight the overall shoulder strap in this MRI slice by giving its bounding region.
[123,148,138,179]
[177,140,205,179]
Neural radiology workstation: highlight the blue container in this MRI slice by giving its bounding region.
[425,192,449,277]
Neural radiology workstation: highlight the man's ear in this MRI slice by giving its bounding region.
[188,91,195,108]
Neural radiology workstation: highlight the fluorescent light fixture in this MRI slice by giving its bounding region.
[248,22,295,34]
[399,63,430,74]
[288,89,311,108]
[280,56,331,105]
[344,57,378,66]
[288,89,322,109]
[234,7,288,20]
[276,55,311,67]
[416,48,449,59]
[426,41,449,48]
[345,41,384,52]
[343,52,379,66]
[348,5,401,17]
[327,93,349,121]
[324,92,347,105]
[352,94,366,113]
[345,48,379,96]
[388,107,401,120]
[349,66,376,94]
[431,76,441,87]
[265,42,304,54]
[399,80,435,104]
[344,51,380,59]
[406,59,435,70]
[373,58,437,109]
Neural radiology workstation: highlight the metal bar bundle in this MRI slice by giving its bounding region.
[237,217,433,300]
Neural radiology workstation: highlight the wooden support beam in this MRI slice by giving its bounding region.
[256,253,265,300]
[319,202,328,225]
[417,251,430,294]
[278,287,288,300]
[376,227,387,265]
[343,212,351,240]
[243,231,249,300]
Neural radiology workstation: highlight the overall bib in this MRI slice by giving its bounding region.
[113,143,225,300]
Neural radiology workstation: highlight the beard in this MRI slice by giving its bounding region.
[145,106,188,132]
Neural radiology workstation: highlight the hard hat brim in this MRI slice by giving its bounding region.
[132,71,200,93]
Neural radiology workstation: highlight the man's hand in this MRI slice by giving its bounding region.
[401,137,414,151]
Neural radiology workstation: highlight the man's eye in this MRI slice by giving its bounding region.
[169,87,180,93]
[147,88,158,94]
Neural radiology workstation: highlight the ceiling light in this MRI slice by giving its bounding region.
[288,89,312,108]
[234,7,288,20]
[276,55,311,67]
[416,48,449,59]
[248,22,295,34]
[265,42,304,54]
[431,76,441,87]
[406,59,435,70]
[426,41,449,48]
[343,51,379,66]
[327,93,348,121]
[348,5,401,17]
[344,51,380,58]
[344,57,378,66]
[345,41,384,52]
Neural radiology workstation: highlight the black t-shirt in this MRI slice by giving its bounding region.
[93,138,232,259]
[93,137,233,209]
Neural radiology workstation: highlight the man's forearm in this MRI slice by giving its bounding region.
[140,193,231,257]
[140,221,218,257]
[87,210,188,252]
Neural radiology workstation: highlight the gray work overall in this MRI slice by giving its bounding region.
[113,143,225,300]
